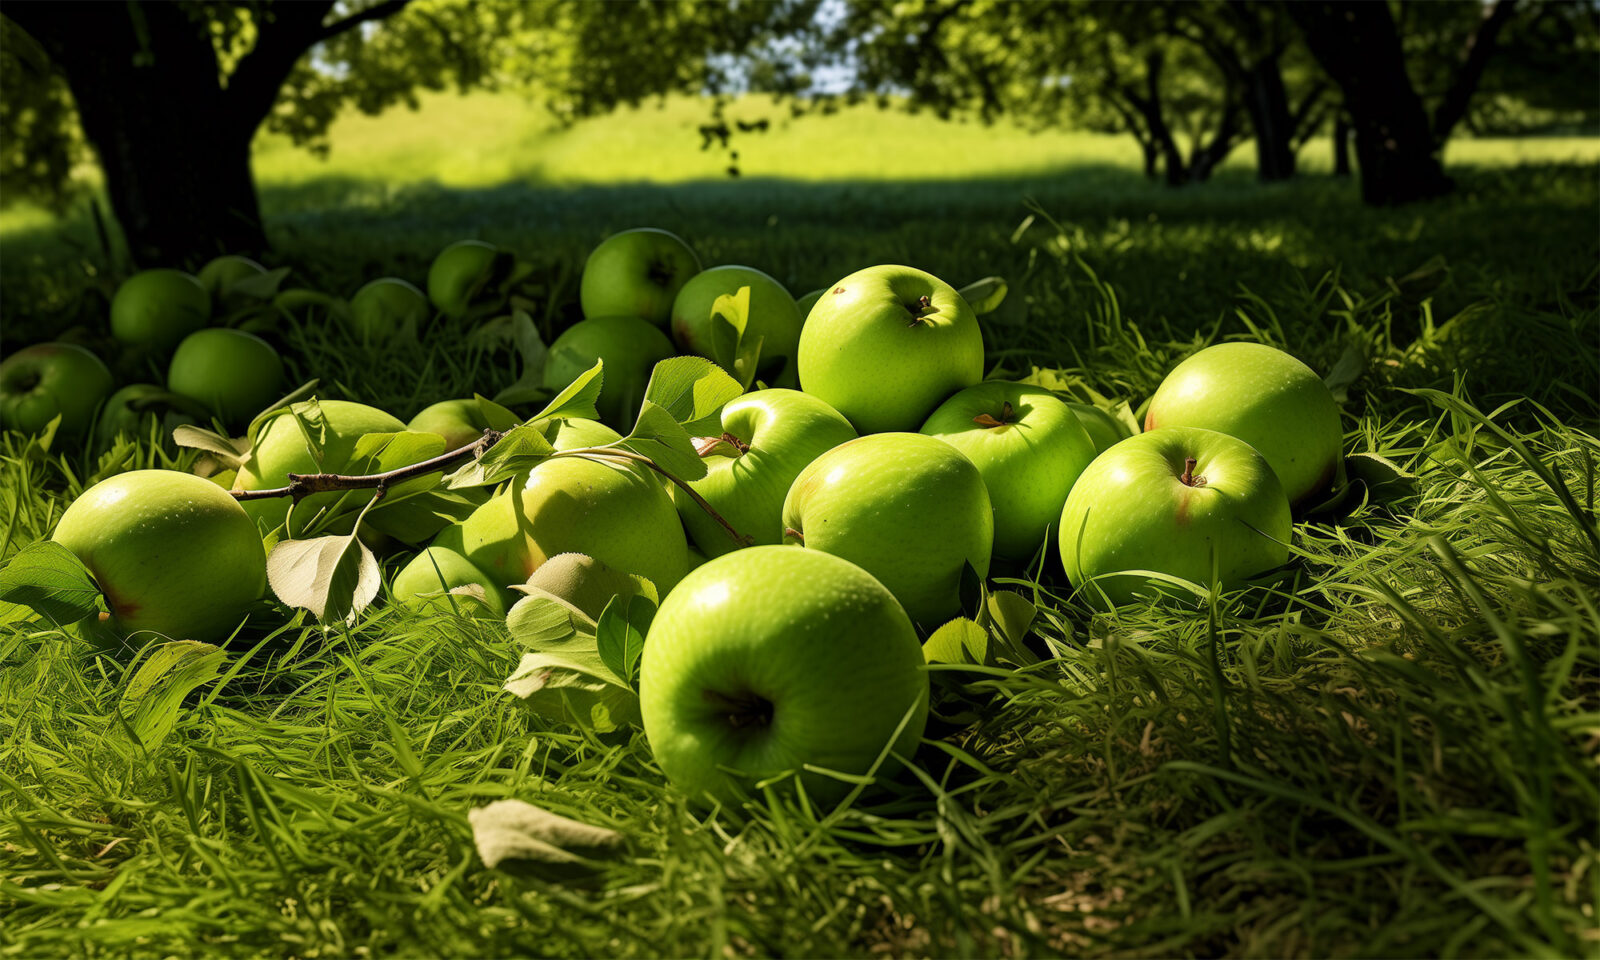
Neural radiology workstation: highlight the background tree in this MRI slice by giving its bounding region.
[0,0,813,267]
[1285,0,1524,204]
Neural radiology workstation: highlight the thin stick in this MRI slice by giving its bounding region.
[231,429,506,502]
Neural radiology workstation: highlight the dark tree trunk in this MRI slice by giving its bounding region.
[1140,141,1160,180]
[1333,113,1353,176]
[1243,56,1296,181]
[1288,2,1453,205]
[5,1,402,267]
[7,3,263,267]
[1187,94,1245,183]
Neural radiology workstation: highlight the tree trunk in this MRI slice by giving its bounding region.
[1243,56,1296,181]
[1288,2,1452,205]
[1333,113,1352,176]
[7,3,266,267]
[1140,140,1160,180]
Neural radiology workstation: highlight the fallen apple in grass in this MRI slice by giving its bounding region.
[1058,426,1292,606]
[542,316,675,430]
[459,454,688,597]
[783,432,992,627]
[197,254,269,312]
[428,240,511,318]
[797,264,984,434]
[921,381,1097,562]
[675,388,856,558]
[639,546,928,807]
[110,269,211,352]
[350,277,430,339]
[52,469,266,643]
[95,384,206,447]
[391,545,508,618]
[0,342,114,436]
[671,265,804,386]
[167,328,285,427]
[1144,342,1343,507]
[579,228,700,327]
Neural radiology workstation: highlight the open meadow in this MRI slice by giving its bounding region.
[1,92,1597,957]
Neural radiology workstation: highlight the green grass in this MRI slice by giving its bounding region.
[2,94,1598,957]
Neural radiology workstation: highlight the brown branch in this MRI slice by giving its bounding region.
[317,0,412,44]
[232,429,505,502]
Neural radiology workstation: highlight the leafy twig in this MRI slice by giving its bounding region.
[232,430,507,503]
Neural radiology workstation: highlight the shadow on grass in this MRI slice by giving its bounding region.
[3,161,1595,351]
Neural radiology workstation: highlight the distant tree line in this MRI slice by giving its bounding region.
[2,0,1594,265]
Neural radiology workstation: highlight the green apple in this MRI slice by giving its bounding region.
[458,454,688,595]
[921,382,1097,562]
[670,266,804,386]
[1059,426,1292,606]
[782,432,992,626]
[797,265,983,434]
[110,269,211,352]
[640,546,928,806]
[520,552,655,621]
[233,400,409,536]
[1144,342,1343,506]
[673,389,856,558]
[391,545,508,618]
[0,343,114,436]
[542,316,675,430]
[428,240,511,318]
[52,469,265,643]
[197,255,268,312]
[1067,402,1134,455]
[579,228,700,327]
[167,328,284,426]
[95,384,205,447]
[794,288,825,318]
[350,277,429,339]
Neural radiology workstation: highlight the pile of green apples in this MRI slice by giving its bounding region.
[6,226,1346,809]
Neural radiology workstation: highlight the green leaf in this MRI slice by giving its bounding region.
[980,590,1039,666]
[227,266,291,301]
[473,394,524,432]
[957,276,1008,315]
[265,500,382,625]
[490,311,552,406]
[444,422,556,490]
[731,333,765,391]
[708,286,751,372]
[1346,452,1420,504]
[595,593,654,687]
[362,488,483,545]
[1390,255,1449,301]
[172,424,251,469]
[621,401,708,482]
[642,357,744,434]
[923,617,990,666]
[346,429,449,503]
[118,640,225,751]
[468,798,627,876]
[1323,344,1365,403]
[530,359,604,424]
[503,591,640,732]
[0,540,102,626]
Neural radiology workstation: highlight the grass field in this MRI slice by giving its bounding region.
[1,94,1598,957]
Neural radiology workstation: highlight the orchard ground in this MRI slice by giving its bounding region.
[1,94,1596,956]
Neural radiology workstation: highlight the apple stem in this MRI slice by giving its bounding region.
[232,429,508,503]
[784,527,804,544]
[692,432,750,458]
[972,400,1014,429]
[906,294,934,326]
[1180,456,1208,487]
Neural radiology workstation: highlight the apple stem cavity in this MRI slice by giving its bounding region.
[705,689,774,730]
[1180,456,1208,488]
[906,294,934,326]
[973,400,1014,429]
[693,432,750,458]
